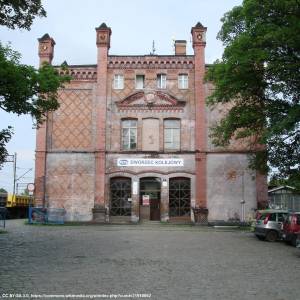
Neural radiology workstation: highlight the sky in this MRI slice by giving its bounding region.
[0,0,242,193]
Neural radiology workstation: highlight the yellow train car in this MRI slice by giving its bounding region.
[6,194,34,207]
[3,194,34,218]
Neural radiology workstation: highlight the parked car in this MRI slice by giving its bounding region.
[282,212,300,246]
[254,209,288,242]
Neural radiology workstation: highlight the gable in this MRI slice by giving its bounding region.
[116,91,186,111]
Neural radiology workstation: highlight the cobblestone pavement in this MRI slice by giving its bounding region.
[0,220,299,300]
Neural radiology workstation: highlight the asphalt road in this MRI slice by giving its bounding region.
[0,220,299,300]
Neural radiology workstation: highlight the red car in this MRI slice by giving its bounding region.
[282,212,300,246]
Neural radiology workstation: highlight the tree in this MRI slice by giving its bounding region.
[0,188,7,193]
[0,0,46,30]
[206,0,300,181]
[0,0,70,168]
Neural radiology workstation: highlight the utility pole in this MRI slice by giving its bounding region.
[12,152,17,196]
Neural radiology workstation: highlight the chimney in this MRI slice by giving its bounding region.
[174,40,186,55]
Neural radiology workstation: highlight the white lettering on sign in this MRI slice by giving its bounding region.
[117,158,184,167]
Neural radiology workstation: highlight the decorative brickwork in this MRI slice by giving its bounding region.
[58,66,97,81]
[108,56,194,70]
[51,89,93,150]
[46,154,95,221]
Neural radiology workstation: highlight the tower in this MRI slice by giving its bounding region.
[93,23,111,221]
[191,22,208,210]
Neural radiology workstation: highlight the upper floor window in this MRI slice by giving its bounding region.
[122,119,137,150]
[178,74,188,89]
[164,119,180,150]
[135,75,145,89]
[157,74,167,89]
[114,74,124,89]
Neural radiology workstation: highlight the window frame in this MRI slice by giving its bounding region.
[113,74,124,90]
[157,73,167,89]
[164,119,181,151]
[178,74,188,89]
[135,74,145,90]
[121,119,138,150]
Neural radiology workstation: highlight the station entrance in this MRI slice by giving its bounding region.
[139,177,161,221]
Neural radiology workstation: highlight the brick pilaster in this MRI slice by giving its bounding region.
[94,23,111,207]
[35,34,55,207]
[192,23,207,208]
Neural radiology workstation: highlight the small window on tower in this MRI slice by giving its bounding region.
[157,74,167,89]
[178,74,188,89]
[135,75,145,89]
[114,74,124,89]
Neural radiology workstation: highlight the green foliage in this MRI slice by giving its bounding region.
[206,0,300,177]
[0,43,69,125]
[0,1,71,168]
[0,187,8,193]
[0,0,46,30]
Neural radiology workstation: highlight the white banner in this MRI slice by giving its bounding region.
[117,158,184,167]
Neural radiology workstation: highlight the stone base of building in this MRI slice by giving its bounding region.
[92,206,106,223]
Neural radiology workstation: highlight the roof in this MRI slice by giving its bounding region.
[96,23,109,30]
[268,185,296,193]
[38,33,50,41]
[257,209,288,214]
[194,22,204,28]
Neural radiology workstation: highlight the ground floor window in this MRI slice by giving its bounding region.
[110,177,131,216]
[169,177,191,217]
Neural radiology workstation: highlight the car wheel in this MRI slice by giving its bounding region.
[266,230,278,242]
[291,235,297,247]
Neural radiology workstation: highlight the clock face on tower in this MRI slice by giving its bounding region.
[197,33,202,41]
[40,44,48,52]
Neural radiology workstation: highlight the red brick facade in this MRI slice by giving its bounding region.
[34,23,268,223]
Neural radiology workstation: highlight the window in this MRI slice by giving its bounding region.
[164,119,180,150]
[157,74,166,89]
[135,75,145,89]
[114,74,124,89]
[178,74,188,89]
[122,119,137,150]
[169,178,191,217]
[110,177,131,216]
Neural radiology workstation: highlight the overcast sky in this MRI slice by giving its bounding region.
[0,0,242,192]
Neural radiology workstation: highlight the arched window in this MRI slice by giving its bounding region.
[122,119,137,150]
[110,177,131,216]
[164,119,180,150]
[169,177,191,217]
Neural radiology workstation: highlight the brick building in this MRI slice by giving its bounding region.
[34,22,267,223]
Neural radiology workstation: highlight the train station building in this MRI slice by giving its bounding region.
[34,22,267,223]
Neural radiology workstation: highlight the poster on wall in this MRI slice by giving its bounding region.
[142,195,150,206]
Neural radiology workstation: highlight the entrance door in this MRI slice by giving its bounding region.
[140,177,161,221]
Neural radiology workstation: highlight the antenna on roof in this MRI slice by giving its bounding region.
[150,40,156,55]
[172,36,175,52]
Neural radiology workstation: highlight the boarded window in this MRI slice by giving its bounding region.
[142,118,159,151]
